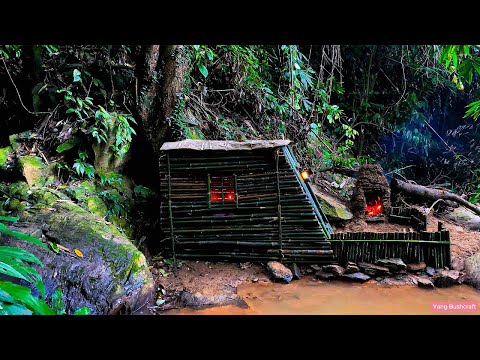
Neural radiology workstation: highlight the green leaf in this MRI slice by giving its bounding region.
[0,216,19,222]
[73,69,82,82]
[51,287,66,314]
[0,287,15,303]
[0,246,43,267]
[0,303,32,315]
[65,108,76,114]
[198,63,208,78]
[0,281,54,315]
[73,306,91,315]
[49,242,59,253]
[0,223,47,249]
[56,137,80,153]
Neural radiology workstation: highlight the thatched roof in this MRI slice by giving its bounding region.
[160,139,291,151]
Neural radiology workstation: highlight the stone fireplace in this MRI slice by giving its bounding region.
[350,164,391,221]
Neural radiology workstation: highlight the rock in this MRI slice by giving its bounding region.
[306,268,314,274]
[86,197,109,218]
[442,206,480,231]
[451,258,464,271]
[315,270,335,280]
[0,146,13,169]
[266,261,293,283]
[406,262,426,273]
[289,263,302,280]
[311,186,353,221]
[252,277,259,283]
[342,272,371,283]
[375,277,383,282]
[8,181,31,201]
[179,290,248,309]
[345,262,360,274]
[358,262,390,276]
[376,258,407,272]
[0,192,154,315]
[457,274,469,285]
[15,156,55,188]
[417,277,435,289]
[426,266,435,277]
[310,264,321,271]
[433,269,460,288]
[465,252,480,289]
[322,264,345,276]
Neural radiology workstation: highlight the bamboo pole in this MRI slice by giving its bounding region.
[167,153,176,266]
[275,150,283,259]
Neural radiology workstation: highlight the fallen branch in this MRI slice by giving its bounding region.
[392,178,480,216]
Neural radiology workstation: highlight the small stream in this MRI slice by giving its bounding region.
[166,279,480,315]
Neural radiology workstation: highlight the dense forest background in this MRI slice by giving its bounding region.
[1,44,480,314]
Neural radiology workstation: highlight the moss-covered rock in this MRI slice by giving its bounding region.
[86,196,108,218]
[65,180,98,202]
[0,146,13,169]
[1,195,154,314]
[33,188,70,207]
[111,215,134,239]
[15,155,54,187]
[8,181,31,200]
[5,198,27,213]
[311,185,353,221]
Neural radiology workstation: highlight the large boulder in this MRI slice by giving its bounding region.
[311,186,353,221]
[465,252,480,289]
[0,189,154,314]
[266,261,293,283]
[442,207,480,231]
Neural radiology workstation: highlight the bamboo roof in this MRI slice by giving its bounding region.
[160,139,291,151]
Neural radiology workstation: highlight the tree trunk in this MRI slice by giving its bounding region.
[391,178,480,216]
[136,45,190,153]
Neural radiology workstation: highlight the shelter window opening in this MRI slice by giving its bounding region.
[210,175,236,203]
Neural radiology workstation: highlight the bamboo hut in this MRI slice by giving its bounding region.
[159,140,335,263]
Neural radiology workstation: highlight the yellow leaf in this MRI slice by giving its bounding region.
[74,248,84,258]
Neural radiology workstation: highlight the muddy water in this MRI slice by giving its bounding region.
[167,279,480,315]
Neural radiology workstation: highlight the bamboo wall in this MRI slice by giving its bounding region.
[159,147,335,263]
[330,230,451,268]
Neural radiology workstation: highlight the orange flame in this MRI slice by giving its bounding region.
[366,196,383,216]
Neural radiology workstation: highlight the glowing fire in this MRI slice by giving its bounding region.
[366,196,383,216]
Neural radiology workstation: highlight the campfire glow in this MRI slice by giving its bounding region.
[366,196,383,216]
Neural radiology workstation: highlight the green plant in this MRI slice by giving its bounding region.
[57,65,137,161]
[99,189,127,218]
[99,172,123,186]
[439,45,480,120]
[73,151,95,179]
[192,45,217,78]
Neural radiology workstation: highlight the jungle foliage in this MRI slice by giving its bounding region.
[2,44,480,314]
